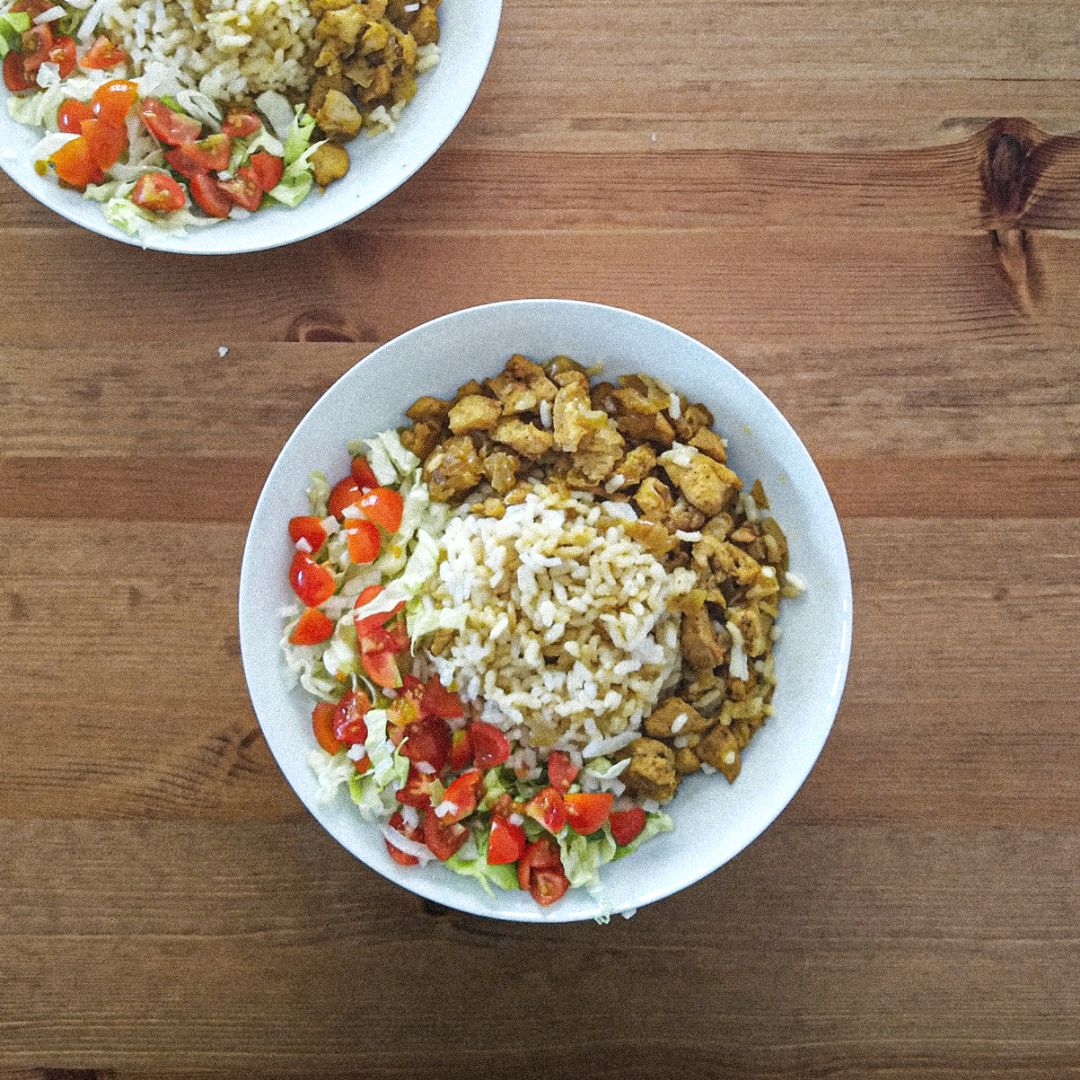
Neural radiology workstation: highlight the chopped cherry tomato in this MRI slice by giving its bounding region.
[358,487,404,533]
[10,0,52,15]
[332,689,371,745]
[546,750,579,794]
[488,792,520,819]
[524,786,567,834]
[248,151,283,192]
[165,133,232,178]
[80,34,126,69]
[189,172,232,218]
[350,456,379,490]
[219,169,262,212]
[396,765,436,809]
[448,728,472,771]
[221,109,261,138]
[311,702,343,756]
[517,837,569,905]
[359,645,402,690]
[3,52,33,92]
[488,815,526,865]
[49,136,102,189]
[422,807,468,861]
[421,677,464,720]
[387,686,422,727]
[288,515,327,553]
[384,619,409,653]
[81,118,127,171]
[438,769,483,824]
[327,476,364,519]
[385,809,423,866]
[139,97,201,145]
[90,79,138,126]
[609,807,647,846]
[564,792,614,836]
[288,607,335,646]
[344,518,380,564]
[288,551,335,607]
[401,715,450,772]
[58,98,94,134]
[352,585,405,633]
[19,24,52,75]
[129,171,186,213]
[46,35,76,78]
[470,721,511,769]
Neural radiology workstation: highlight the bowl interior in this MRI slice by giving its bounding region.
[0,0,501,254]
[239,300,853,922]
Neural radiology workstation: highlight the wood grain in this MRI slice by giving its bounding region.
[1,0,1079,1075]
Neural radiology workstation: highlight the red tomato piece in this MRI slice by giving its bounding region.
[19,24,52,75]
[516,837,569,906]
[332,689,371,745]
[327,477,363,519]
[564,792,614,836]
[90,79,138,126]
[189,172,232,218]
[3,52,33,92]
[288,551,335,607]
[46,35,76,78]
[288,607,335,646]
[487,815,526,865]
[358,487,404,533]
[524,786,567,835]
[532,867,570,906]
[350,456,379,490]
[609,807,647,846]
[385,809,423,866]
[470,721,511,769]
[49,136,102,188]
[80,118,127,171]
[288,515,327,552]
[166,132,231,174]
[401,716,451,772]
[360,647,402,690]
[383,619,409,654]
[387,686,422,727]
[139,97,201,145]
[396,765,436,809]
[80,34,126,69]
[58,98,94,134]
[546,750,579,794]
[344,518,380,564]
[248,151,283,192]
[311,702,343,756]
[129,171,186,212]
[422,807,468,861]
[488,792,519,820]
[221,110,261,138]
[219,169,262,212]
[10,0,52,14]
[421,677,464,720]
[438,769,483,824]
[448,727,472,771]
[352,585,405,634]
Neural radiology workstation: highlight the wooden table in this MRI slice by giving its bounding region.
[2,2,1078,1076]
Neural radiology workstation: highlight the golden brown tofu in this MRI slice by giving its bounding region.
[448,394,502,435]
[625,519,680,559]
[552,376,608,453]
[486,355,557,415]
[408,2,439,44]
[406,395,451,425]
[360,62,391,102]
[617,444,657,487]
[308,73,350,114]
[673,402,714,441]
[689,427,728,464]
[693,535,763,587]
[314,88,363,139]
[674,747,702,776]
[568,424,624,485]
[681,603,727,672]
[492,419,553,458]
[621,738,678,803]
[727,605,772,658]
[310,142,350,187]
[668,499,706,533]
[610,387,676,445]
[317,5,366,45]
[660,447,742,517]
[423,435,484,502]
[698,724,742,782]
[643,697,711,738]
[633,476,673,522]
[483,450,520,494]
[399,421,439,461]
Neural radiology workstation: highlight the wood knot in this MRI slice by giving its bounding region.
[986,133,1029,218]
[287,308,357,343]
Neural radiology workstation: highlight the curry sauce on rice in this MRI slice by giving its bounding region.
[280,355,804,907]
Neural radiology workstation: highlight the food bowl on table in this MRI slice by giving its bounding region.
[238,299,853,923]
[0,0,500,254]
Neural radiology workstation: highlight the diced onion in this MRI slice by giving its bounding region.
[381,824,434,863]
[33,5,66,22]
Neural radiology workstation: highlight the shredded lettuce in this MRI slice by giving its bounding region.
[308,747,356,804]
[307,470,330,517]
[283,105,317,165]
[343,710,409,820]
[445,827,519,896]
[557,826,618,891]
[612,811,674,859]
[266,107,322,208]
[0,9,30,57]
[100,181,214,238]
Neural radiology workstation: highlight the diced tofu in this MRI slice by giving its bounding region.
[643,697,711,738]
[689,427,728,464]
[660,447,742,516]
[448,394,502,434]
[406,395,451,424]
[681,603,727,672]
[310,142,350,187]
[621,738,678,803]
[552,375,608,453]
[727,605,772,658]
[317,5,366,46]
[633,476,673,521]
[673,401,713,441]
[483,451,519,494]
[492,419,553,458]
[314,88,363,139]
[698,725,742,782]
[422,435,484,502]
[399,420,439,460]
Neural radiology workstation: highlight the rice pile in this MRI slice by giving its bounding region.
[426,485,696,756]
[92,0,317,101]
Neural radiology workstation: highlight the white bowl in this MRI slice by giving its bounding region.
[239,300,853,922]
[0,0,501,254]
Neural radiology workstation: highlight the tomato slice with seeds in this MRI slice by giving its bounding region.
[396,765,436,809]
[422,807,468,861]
[448,727,472,771]
[46,35,76,78]
[361,648,402,690]
[248,151,283,192]
[58,98,94,134]
[531,866,570,905]
[49,136,103,188]
[350,456,379,490]
[139,97,202,145]
[438,769,483,824]
[90,79,138,126]
[487,815,526,865]
[524,786,567,834]
[358,487,404,533]
[344,518,380,564]
[19,24,52,74]
[470,721,511,769]
[288,515,327,552]
[80,34,127,69]
[609,807,647,846]
[288,607,335,646]
[219,168,262,212]
[546,750,579,794]
[563,792,614,836]
[189,172,232,218]
[3,52,33,92]
[421,677,464,720]
[222,110,261,138]
[385,809,423,866]
[311,702,343,756]
[517,837,569,905]
[327,476,364,519]
[288,551,335,607]
[129,171,186,213]
[332,689,371,745]
[81,118,127,171]
[401,716,451,772]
